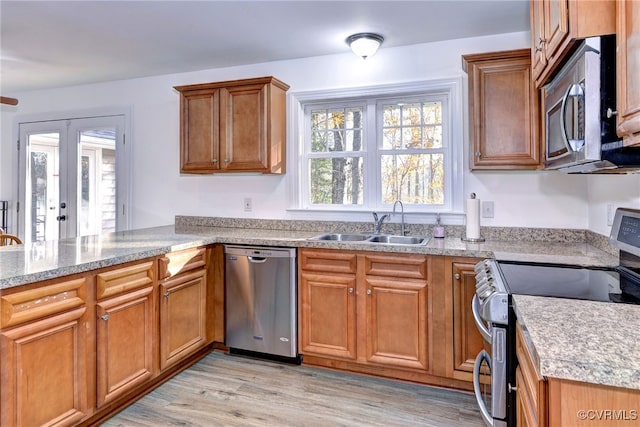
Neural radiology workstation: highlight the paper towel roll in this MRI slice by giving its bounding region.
[466,196,481,239]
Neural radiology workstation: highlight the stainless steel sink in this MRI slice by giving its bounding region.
[367,235,428,245]
[310,233,372,241]
[309,233,429,245]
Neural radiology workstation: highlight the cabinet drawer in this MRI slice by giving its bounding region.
[1,277,87,329]
[364,253,428,279]
[96,261,155,300]
[299,249,357,274]
[158,247,207,280]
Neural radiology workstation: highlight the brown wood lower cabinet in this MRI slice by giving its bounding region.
[446,257,484,382]
[158,247,210,369]
[299,270,357,360]
[0,276,91,427]
[298,249,474,388]
[0,246,219,427]
[159,268,207,369]
[516,322,640,426]
[95,261,156,407]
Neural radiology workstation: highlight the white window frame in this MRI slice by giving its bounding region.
[288,79,464,222]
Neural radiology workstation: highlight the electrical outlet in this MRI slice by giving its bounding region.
[482,201,494,218]
[607,204,614,226]
[243,198,252,212]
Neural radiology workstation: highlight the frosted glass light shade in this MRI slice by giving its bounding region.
[346,33,384,59]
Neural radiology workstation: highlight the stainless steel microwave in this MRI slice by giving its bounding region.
[543,35,640,173]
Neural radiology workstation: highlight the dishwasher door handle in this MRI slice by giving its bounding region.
[248,256,268,263]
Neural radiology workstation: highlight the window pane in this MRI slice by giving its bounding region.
[402,104,421,126]
[311,107,364,153]
[310,157,363,205]
[381,154,444,205]
[424,125,443,148]
[383,101,443,149]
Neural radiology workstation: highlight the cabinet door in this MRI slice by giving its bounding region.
[219,83,269,172]
[516,366,537,427]
[364,276,429,370]
[299,272,357,360]
[530,0,547,81]
[464,49,540,169]
[542,0,569,65]
[1,307,90,427]
[617,0,640,146]
[159,268,207,369]
[96,286,155,407]
[180,88,220,173]
[451,261,484,381]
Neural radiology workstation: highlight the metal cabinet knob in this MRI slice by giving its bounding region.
[224,158,230,163]
[101,314,109,321]
[475,151,482,158]
[454,273,461,280]
[56,215,67,221]
[212,159,218,163]
[164,292,170,298]
[606,108,618,118]
[367,289,372,295]
[348,287,354,294]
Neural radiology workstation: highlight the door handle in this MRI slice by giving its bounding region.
[56,215,67,221]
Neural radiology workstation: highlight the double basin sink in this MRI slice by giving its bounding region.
[309,233,430,246]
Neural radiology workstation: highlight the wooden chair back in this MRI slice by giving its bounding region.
[0,234,22,246]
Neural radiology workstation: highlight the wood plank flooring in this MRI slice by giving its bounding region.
[102,351,485,427]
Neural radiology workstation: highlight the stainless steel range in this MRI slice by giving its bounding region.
[471,208,640,427]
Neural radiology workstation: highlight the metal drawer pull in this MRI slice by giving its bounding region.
[101,314,109,321]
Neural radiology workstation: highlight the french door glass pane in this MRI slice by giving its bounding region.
[28,133,60,242]
[78,129,117,236]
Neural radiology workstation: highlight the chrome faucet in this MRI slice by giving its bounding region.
[392,200,406,236]
[372,212,390,234]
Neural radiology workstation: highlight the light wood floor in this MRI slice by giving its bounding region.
[102,351,485,427]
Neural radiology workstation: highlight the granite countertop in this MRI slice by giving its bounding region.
[513,295,640,390]
[0,224,618,290]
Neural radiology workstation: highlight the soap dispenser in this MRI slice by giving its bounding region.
[433,213,445,238]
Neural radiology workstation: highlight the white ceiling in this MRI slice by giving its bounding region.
[0,0,530,94]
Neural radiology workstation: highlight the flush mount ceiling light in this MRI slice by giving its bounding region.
[346,33,384,59]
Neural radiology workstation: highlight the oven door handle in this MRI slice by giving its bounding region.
[473,349,494,427]
[472,295,492,343]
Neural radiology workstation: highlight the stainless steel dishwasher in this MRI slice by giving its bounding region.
[224,245,298,361]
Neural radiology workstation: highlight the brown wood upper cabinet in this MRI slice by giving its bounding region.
[463,49,541,169]
[530,0,615,88]
[616,0,640,146]
[175,76,289,174]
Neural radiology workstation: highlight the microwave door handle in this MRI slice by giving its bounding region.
[560,83,586,152]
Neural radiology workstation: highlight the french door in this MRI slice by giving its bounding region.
[18,115,129,242]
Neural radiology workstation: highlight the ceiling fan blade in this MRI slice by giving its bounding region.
[0,97,19,105]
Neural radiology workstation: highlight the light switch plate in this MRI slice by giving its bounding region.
[482,201,494,218]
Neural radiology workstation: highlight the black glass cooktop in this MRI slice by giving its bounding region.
[496,262,633,303]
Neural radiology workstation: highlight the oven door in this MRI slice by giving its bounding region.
[472,295,508,427]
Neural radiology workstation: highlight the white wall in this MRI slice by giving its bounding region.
[587,174,640,236]
[1,30,631,235]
